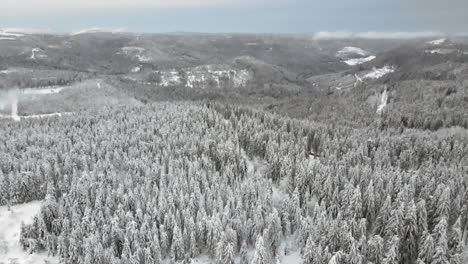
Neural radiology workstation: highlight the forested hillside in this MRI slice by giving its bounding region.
[1,102,466,264]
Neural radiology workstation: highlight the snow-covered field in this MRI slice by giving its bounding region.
[344,55,376,66]
[336,46,369,57]
[364,66,394,79]
[21,87,64,95]
[0,201,58,264]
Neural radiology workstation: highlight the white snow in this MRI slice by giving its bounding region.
[425,49,456,55]
[376,89,388,114]
[0,201,58,264]
[281,249,302,264]
[427,38,446,45]
[0,37,17,41]
[344,55,376,66]
[364,66,394,79]
[11,97,20,122]
[156,66,252,89]
[0,31,24,37]
[21,112,72,119]
[119,47,152,62]
[337,46,369,56]
[0,31,24,38]
[71,27,125,36]
[21,87,64,95]
[135,54,152,62]
[131,66,141,73]
[29,48,46,60]
[0,69,17,74]
[121,47,145,54]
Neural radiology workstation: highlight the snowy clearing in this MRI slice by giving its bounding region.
[0,201,58,264]
[364,66,394,79]
[337,46,369,56]
[344,55,376,66]
[21,87,64,95]
[427,38,446,45]
[376,89,388,114]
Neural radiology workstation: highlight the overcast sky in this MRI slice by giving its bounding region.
[1,0,467,34]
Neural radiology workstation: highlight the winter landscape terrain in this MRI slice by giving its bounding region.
[0,29,467,264]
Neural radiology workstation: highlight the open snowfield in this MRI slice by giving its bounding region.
[364,66,394,79]
[344,55,376,66]
[0,201,58,264]
[336,46,369,56]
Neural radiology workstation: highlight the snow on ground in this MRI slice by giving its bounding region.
[121,47,145,54]
[0,31,25,38]
[21,87,64,95]
[376,89,388,114]
[131,66,141,73]
[157,66,252,89]
[281,249,302,264]
[344,55,376,66]
[71,27,125,35]
[364,66,394,79]
[189,254,213,264]
[29,48,47,60]
[337,46,369,57]
[425,49,456,55]
[21,112,72,119]
[11,97,20,122]
[119,47,152,62]
[0,201,58,264]
[427,38,446,45]
[0,69,17,74]
[0,31,24,41]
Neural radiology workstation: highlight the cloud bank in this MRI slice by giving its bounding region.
[313,31,443,40]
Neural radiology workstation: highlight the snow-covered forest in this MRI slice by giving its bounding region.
[1,102,467,264]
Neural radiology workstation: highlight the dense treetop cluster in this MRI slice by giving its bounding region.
[0,102,467,264]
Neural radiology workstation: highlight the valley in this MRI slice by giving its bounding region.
[0,31,467,264]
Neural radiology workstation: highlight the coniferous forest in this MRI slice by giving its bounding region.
[1,101,467,264]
